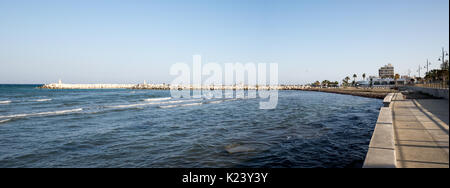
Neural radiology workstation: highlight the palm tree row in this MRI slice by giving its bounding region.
[342,73,367,87]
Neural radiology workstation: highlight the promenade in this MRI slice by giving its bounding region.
[392,93,449,168]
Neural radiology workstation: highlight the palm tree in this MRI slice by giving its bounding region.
[345,76,350,82]
[353,74,357,86]
[344,76,350,87]
[322,80,330,87]
[313,81,320,87]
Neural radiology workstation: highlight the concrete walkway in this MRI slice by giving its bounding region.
[392,93,449,168]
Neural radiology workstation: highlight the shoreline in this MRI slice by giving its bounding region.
[298,88,396,99]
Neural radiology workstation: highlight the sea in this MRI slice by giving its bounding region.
[0,84,382,168]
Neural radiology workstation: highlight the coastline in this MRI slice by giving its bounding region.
[298,88,397,99]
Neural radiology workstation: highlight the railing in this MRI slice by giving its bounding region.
[414,82,449,89]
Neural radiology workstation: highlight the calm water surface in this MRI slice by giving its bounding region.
[0,85,382,168]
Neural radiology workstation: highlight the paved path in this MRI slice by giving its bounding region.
[392,93,449,168]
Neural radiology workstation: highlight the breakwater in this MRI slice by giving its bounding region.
[40,83,288,90]
[40,83,136,89]
[40,83,394,99]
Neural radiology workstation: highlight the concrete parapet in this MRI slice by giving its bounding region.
[368,123,395,150]
[376,107,393,125]
[363,148,396,168]
[383,93,394,107]
[363,101,397,168]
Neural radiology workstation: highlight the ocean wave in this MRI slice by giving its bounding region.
[144,97,171,102]
[157,98,240,108]
[159,105,178,109]
[181,102,203,107]
[159,102,203,109]
[106,99,204,109]
[0,108,83,119]
[32,99,52,102]
[163,99,202,104]
[207,100,223,104]
[0,119,11,124]
[106,103,150,109]
[0,100,11,104]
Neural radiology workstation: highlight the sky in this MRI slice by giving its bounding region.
[0,0,448,84]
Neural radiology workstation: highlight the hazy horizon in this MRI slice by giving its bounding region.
[1,0,449,85]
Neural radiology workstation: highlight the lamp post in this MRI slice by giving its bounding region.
[417,65,421,79]
[437,47,449,88]
[424,59,431,73]
[438,47,449,70]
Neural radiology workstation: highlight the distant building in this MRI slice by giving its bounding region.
[379,64,394,78]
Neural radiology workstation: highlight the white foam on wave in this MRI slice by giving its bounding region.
[107,103,150,109]
[181,102,203,107]
[144,97,172,102]
[33,99,52,102]
[0,119,11,124]
[159,102,203,108]
[159,105,178,109]
[0,100,11,104]
[0,108,83,119]
[164,99,202,104]
[207,100,223,104]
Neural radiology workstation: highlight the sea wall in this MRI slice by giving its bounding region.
[299,88,394,99]
[401,86,449,100]
[363,93,397,168]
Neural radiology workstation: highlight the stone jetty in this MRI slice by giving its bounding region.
[40,81,392,99]
[40,83,136,89]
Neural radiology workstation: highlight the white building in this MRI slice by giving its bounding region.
[379,64,394,78]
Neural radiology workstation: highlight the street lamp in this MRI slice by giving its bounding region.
[438,47,449,70]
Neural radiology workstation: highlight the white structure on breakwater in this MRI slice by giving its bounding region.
[41,81,136,89]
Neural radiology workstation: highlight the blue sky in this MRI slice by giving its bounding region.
[0,0,448,84]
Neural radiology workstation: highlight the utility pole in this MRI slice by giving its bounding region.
[442,47,445,68]
[417,65,422,78]
[439,47,449,69]
[439,47,449,88]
